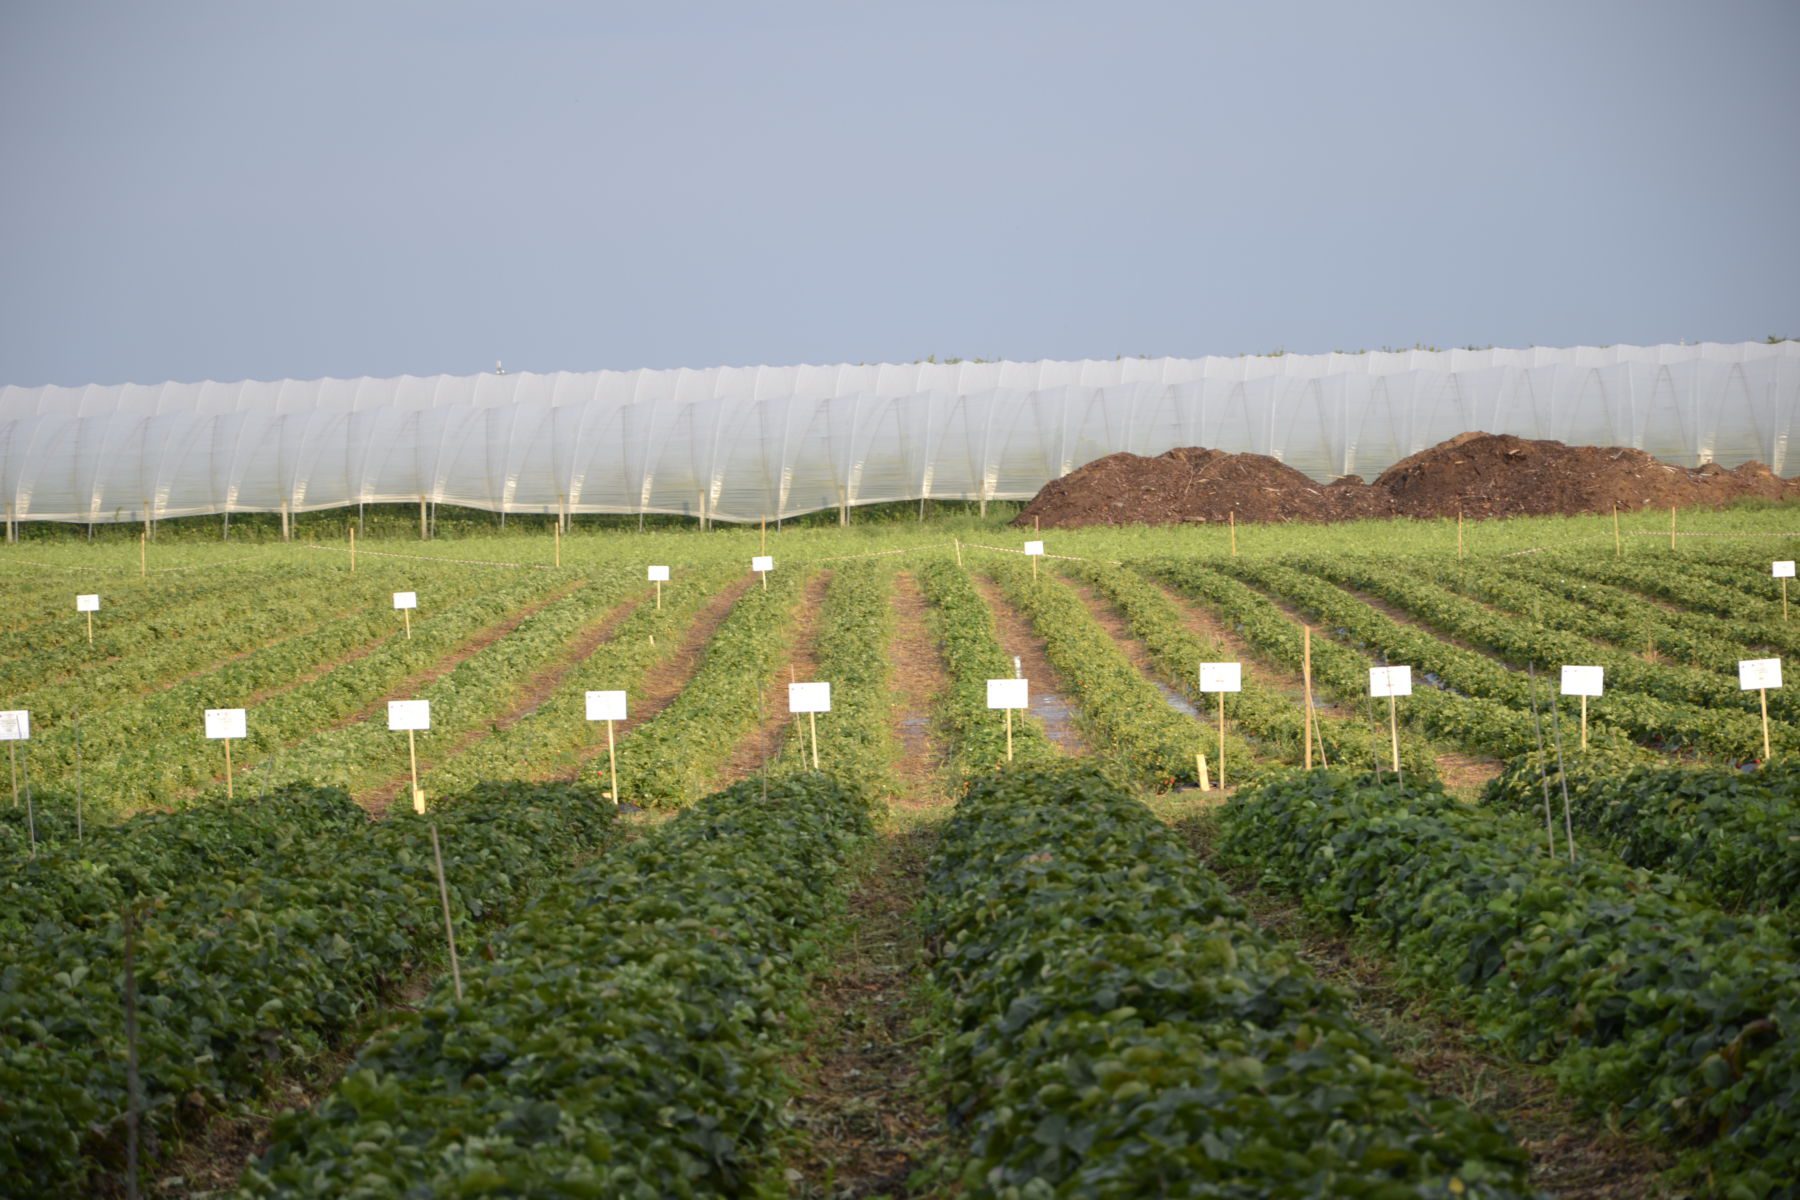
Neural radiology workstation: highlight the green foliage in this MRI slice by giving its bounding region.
[239,773,872,1197]
[924,766,1536,1198]
[1219,770,1800,1196]
[1486,752,1800,915]
[914,556,1059,779]
[0,781,618,1196]
[985,556,1208,787]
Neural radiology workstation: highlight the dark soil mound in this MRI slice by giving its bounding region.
[1014,447,1393,528]
[1373,432,1796,518]
[1014,433,1797,528]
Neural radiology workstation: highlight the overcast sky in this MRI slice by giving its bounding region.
[2,1,1796,386]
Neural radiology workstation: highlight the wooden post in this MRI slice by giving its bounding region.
[1216,692,1226,791]
[1005,707,1013,762]
[1784,577,1789,622]
[408,728,422,813]
[1456,509,1464,560]
[428,824,463,1001]
[655,579,662,610]
[7,742,16,808]
[349,524,356,573]
[1388,694,1401,774]
[954,537,962,567]
[760,517,766,553]
[87,610,94,645]
[223,738,233,800]
[1579,695,1587,751]
[1760,687,1772,761]
[809,710,819,769]
[1302,626,1314,769]
[1612,503,1621,558]
[419,496,428,541]
[554,522,561,568]
[605,718,618,804]
[1228,510,1237,557]
[402,607,411,639]
[1196,750,1211,792]
[139,531,146,578]
[1669,505,1676,551]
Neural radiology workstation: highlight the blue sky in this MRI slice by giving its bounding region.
[2,1,1796,385]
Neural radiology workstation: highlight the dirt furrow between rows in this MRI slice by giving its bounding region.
[886,571,952,810]
[969,572,1089,755]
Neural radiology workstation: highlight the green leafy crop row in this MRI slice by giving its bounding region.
[924,766,1536,1198]
[1,781,618,1196]
[914,556,1059,780]
[1219,770,1800,1196]
[984,556,1207,787]
[238,772,872,1198]
[1485,752,1800,916]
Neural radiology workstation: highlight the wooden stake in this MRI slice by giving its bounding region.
[1669,505,1676,551]
[419,496,428,540]
[1456,510,1464,560]
[402,607,411,639]
[1228,510,1237,556]
[554,522,561,568]
[954,537,962,567]
[1302,626,1314,769]
[1216,691,1226,791]
[7,742,16,808]
[1387,694,1401,774]
[349,524,356,573]
[87,610,93,645]
[655,579,662,609]
[428,824,463,1001]
[605,718,618,804]
[223,738,233,800]
[1031,554,1037,582]
[407,728,422,813]
[809,710,819,769]
[1005,708,1013,762]
[139,531,146,578]
[1612,503,1621,558]
[1579,695,1588,751]
[760,517,767,553]
[1196,750,1211,791]
[1784,577,1789,622]
[1760,687,1772,761]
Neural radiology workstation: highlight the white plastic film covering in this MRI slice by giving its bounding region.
[3,342,1797,524]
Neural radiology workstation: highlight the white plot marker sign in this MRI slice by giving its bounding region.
[788,682,831,769]
[987,678,1030,762]
[1024,539,1045,580]
[585,690,628,804]
[76,594,100,644]
[648,565,670,609]
[205,708,247,798]
[1369,666,1412,774]
[1560,666,1604,750]
[1777,562,1795,621]
[752,555,773,590]
[393,591,418,639]
[387,699,432,812]
[0,709,28,809]
[1199,663,1241,791]
[1740,658,1783,761]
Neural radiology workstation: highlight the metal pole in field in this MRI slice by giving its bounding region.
[429,824,464,1001]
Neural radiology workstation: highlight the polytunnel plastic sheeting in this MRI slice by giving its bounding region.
[4,341,1799,525]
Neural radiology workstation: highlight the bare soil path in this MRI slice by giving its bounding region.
[718,571,831,786]
[886,572,952,810]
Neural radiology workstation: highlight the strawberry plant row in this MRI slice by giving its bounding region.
[1485,751,1800,916]
[985,557,1208,787]
[1067,559,1423,778]
[259,574,643,798]
[1143,557,1532,761]
[1302,556,1788,754]
[9,561,478,727]
[923,766,1536,1198]
[238,772,872,1197]
[766,566,899,800]
[1563,556,1800,655]
[1218,770,1800,1196]
[424,566,738,793]
[17,571,568,812]
[613,566,812,807]
[914,556,1058,780]
[1,780,618,1196]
